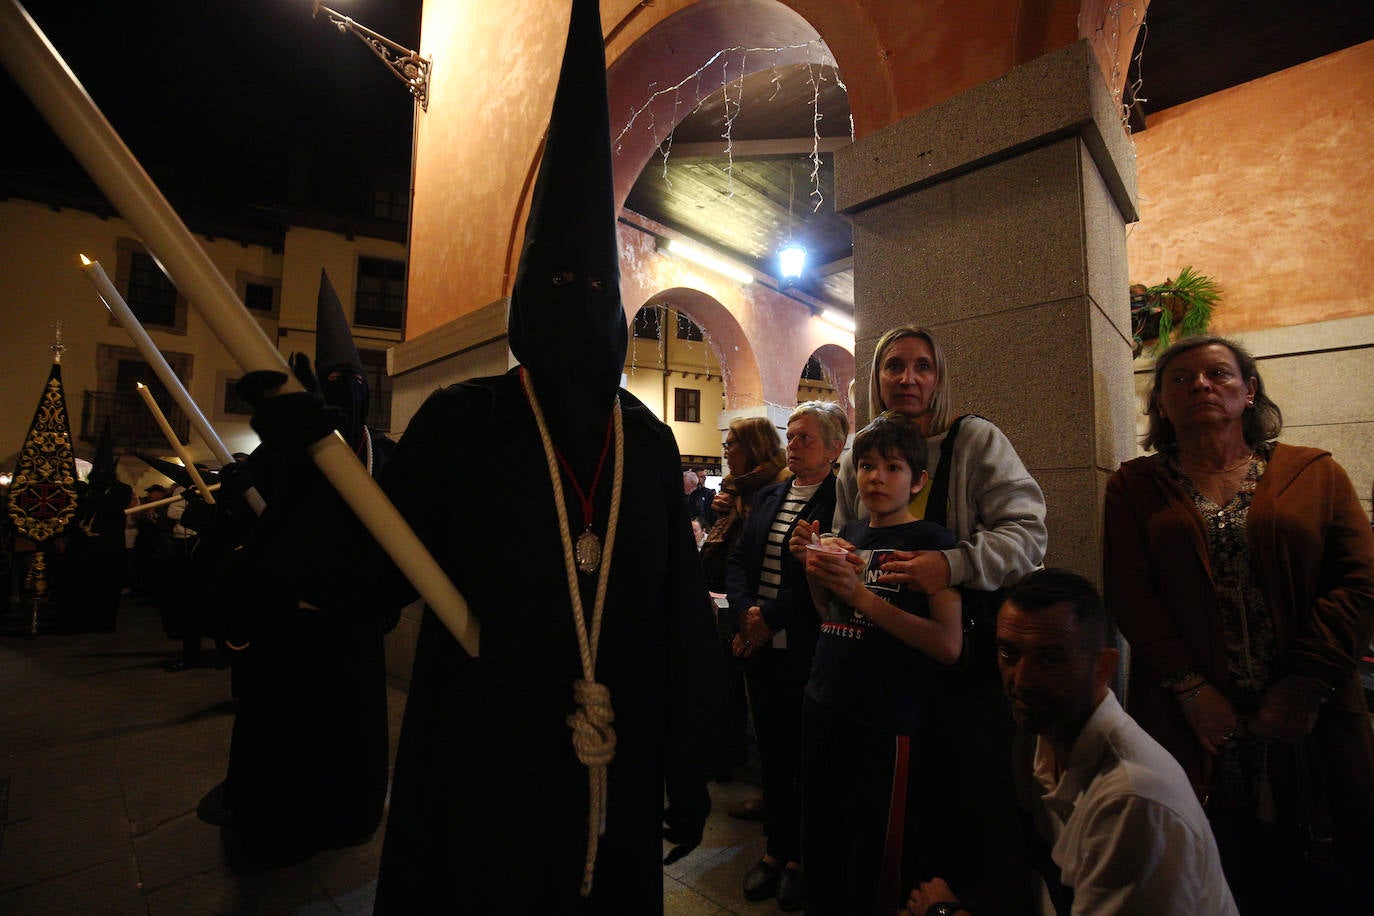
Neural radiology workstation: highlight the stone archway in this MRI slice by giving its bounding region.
[623,286,765,465]
[631,286,764,412]
[798,341,856,428]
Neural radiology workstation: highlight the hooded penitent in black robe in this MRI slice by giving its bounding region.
[60,423,131,633]
[358,377,721,912]
[211,440,394,862]
[60,474,131,632]
[210,272,397,862]
[250,374,721,912]
[241,0,723,907]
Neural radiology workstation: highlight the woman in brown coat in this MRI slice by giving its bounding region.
[699,416,790,785]
[1104,335,1374,913]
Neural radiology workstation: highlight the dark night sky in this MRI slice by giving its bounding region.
[1,0,423,229]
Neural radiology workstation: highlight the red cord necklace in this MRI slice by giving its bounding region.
[521,367,615,574]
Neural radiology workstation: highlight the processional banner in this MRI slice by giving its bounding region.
[8,361,78,544]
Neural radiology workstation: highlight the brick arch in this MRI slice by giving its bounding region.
[629,287,764,411]
[800,342,856,428]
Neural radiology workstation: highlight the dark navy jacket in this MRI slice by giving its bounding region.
[723,474,837,667]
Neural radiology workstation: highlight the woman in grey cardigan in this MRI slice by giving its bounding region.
[834,326,1046,592]
[832,325,1046,912]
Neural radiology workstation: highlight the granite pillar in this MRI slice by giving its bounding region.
[835,39,1139,582]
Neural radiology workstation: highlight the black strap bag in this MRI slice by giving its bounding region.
[923,414,1006,681]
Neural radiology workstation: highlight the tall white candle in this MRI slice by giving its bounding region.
[81,255,262,509]
[1,1,478,655]
[136,383,216,504]
[126,484,222,516]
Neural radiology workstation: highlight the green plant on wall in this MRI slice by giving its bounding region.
[1129,266,1221,356]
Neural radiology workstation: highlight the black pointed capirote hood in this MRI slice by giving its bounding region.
[508,0,627,444]
[133,452,216,489]
[92,418,116,478]
[316,269,363,376]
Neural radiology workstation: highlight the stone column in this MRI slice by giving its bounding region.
[835,39,1139,581]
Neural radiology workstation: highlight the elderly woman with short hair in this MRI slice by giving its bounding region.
[1105,334,1374,913]
[725,400,849,911]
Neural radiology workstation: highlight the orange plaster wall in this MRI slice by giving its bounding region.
[408,1,568,337]
[1127,40,1374,334]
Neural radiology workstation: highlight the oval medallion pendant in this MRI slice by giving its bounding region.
[575,528,601,575]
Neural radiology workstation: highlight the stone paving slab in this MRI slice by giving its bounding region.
[133,810,230,894]
[142,861,330,916]
[306,831,386,905]
[0,856,146,915]
[0,736,124,823]
[0,597,766,913]
[0,793,131,893]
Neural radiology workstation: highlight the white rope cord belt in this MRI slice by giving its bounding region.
[520,369,623,898]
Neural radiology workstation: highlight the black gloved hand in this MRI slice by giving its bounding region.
[247,389,344,456]
[213,461,259,534]
[235,370,289,409]
[217,461,256,503]
[181,492,216,534]
[662,804,705,865]
[289,352,319,394]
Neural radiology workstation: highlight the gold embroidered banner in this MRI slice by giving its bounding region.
[8,362,78,544]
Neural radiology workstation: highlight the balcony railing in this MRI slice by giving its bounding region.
[80,390,189,448]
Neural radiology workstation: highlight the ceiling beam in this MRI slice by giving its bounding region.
[668,136,850,160]
[814,255,853,277]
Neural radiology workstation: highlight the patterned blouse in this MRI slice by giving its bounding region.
[1163,442,1278,817]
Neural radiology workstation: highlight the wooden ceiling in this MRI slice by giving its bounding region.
[624,0,1374,315]
[623,61,853,307]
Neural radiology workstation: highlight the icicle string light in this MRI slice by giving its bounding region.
[614,41,821,148]
[1081,0,1146,132]
[720,57,736,198]
[614,40,851,205]
[1125,18,1149,126]
[806,60,824,211]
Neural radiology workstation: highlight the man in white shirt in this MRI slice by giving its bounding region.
[907,568,1238,916]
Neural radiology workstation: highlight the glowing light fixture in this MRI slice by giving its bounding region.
[662,239,754,286]
[777,162,806,286]
[820,308,856,333]
[777,242,807,282]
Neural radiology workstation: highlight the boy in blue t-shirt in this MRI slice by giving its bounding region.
[791,410,961,916]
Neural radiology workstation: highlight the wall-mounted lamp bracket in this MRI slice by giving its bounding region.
[314,2,431,111]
